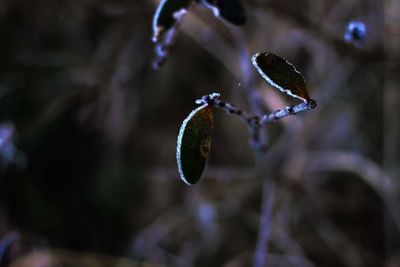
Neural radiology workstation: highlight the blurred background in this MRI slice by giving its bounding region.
[0,0,399,266]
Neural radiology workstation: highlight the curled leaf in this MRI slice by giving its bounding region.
[200,0,246,26]
[252,52,310,102]
[177,104,214,185]
[152,0,192,43]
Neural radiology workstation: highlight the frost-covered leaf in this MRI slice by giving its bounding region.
[176,104,213,185]
[252,52,310,103]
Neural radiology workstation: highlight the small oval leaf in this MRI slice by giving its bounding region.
[252,52,310,102]
[153,0,192,43]
[177,104,214,185]
[200,0,246,26]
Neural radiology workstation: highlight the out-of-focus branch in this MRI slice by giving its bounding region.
[272,224,316,267]
[305,151,397,197]
[149,166,256,183]
[304,151,400,229]
[250,0,384,64]
[36,249,166,267]
[130,207,195,267]
[253,181,275,267]
[180,12,240,80]
[316,221,363,267]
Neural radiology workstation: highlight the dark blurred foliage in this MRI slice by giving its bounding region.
[0,0,399,266]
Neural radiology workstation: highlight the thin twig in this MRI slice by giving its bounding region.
[198,93,316,129]
[153,22,181,69]
[261,100,317,124]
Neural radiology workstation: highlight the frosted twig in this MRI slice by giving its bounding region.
[197,93,316,128]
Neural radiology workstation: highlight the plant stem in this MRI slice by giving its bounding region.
[261,100,317,124]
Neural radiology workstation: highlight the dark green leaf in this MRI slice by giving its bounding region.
[176,104,214,185]
[252,52,311,102]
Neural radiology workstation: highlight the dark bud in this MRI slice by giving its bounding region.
[344,21,366,43]
[218,102,226,108]
[307,99,317,109]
